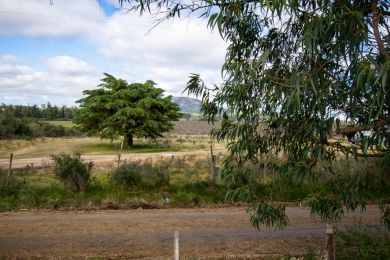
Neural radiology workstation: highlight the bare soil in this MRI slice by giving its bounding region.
[0,206,384,259]
[0,148,226,170]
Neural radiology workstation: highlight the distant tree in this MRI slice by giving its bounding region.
[181,113,192,120]
[74,73,181,147]
[0,104,76,120]
[0,110,17,138]
[31,105,41,118]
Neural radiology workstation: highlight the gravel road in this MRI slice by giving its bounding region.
[0,206,385,259]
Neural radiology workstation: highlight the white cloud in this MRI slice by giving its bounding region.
[0,55,100,106]
[0,55,24,64]
[0,0,104,37]
[0,0,227,104]
[95,13,226,95]
[45,56,97,76]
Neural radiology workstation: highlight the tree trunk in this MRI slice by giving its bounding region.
[125,134,134,148]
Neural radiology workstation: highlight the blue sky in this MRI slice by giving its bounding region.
[0,0,226,106]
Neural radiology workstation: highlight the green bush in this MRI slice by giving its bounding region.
[110,162,143,188]
[52,153,93,193]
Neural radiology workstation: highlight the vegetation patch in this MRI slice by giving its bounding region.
[336,226,390,259]
[0,154,388,214]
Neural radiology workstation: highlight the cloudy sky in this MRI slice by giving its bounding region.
[0,0,226,106]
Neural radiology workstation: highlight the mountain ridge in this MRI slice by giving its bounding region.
[172,96,201,114]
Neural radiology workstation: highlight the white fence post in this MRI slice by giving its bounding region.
[174,230,179,260]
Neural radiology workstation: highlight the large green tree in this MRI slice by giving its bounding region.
[120,0,390,228]
[74,73,180,147]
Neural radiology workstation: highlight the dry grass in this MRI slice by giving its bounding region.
[0,136,224,159]
[169,120,221,135]
[44,120,76,128]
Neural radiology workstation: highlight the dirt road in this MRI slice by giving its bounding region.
[0,206,385,259]
[0,148,225,170]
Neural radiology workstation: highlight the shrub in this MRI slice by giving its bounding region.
[52,153,93,193]
[110,162,143,188]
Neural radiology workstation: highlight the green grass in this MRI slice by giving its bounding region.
[0,172,227,211]
[0,156,228,211]
[2,155,388,213]
[80,142,180,154]
[44,120,76,128]
[44,119,220,135]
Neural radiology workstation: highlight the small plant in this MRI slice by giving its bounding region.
[52,153,93,193]
[110,162,143,188]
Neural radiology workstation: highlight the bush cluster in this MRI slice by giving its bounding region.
[111,156,213,189]
[110,160,170,189]
[51,153,93,193]
[110,162,143,188]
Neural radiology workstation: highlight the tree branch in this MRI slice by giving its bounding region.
[338,118,390,134]
[372,0,390,61]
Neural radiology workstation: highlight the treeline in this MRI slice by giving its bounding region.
[0,103,77,120]
[0,111,81,139]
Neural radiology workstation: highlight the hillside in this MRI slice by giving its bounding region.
[172,96,202,114]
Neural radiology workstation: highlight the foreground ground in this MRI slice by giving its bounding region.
[0,206,385,259]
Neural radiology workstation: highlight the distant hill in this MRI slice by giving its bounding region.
[172,97,202,114]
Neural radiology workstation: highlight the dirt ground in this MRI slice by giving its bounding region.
[0,206,385,259]
[0,148,226,170]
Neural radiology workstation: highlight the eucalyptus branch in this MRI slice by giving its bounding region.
[338,118,390,134]
[372,0,390,61]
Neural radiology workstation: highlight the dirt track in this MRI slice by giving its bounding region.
[0,206,385,259]
[0,148,225,170]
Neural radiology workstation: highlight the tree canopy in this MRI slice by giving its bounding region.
[74,73,181,146]
[120,0,390,229]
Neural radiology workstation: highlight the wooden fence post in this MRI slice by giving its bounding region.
[117,154,121,169]
[326,223,335,260]
[42,159,47,176]
[174,230,179,260]
[6,153,13,186]
[210,145,217,183]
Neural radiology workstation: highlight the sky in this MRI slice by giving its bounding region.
[0,0,227,106]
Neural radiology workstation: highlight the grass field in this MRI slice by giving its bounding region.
[0,120,223,159]
[44,120,76,128]
[44,119,220,135]
[0,136,221,159]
